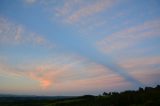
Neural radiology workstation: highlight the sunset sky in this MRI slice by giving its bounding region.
[0,0,160,96]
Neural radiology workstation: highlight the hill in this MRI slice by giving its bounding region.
[0,85,160,106]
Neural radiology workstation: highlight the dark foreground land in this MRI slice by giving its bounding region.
[0,85,160,106]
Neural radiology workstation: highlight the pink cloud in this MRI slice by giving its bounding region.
[96,19,160,53]
[29,71,52,89]
[120,56,160,69]
[26,59,110,89]
[66,0,116,23]
[0,54,119,90]
[118,56,160,85]
[54,73,132,94]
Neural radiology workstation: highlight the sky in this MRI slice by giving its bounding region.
[0,0,160,96]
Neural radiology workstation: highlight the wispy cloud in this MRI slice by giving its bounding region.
[0,17,53,48]
[49,0,119,33]
[28,0,118,31]
[97,19,160,53]
[24,0,37,4]
[63,0,116,24]
[55,74,131,95]
[2,0,159,94]
[0,54,115,89]
[120,56,160,69]
[119,56,160,85]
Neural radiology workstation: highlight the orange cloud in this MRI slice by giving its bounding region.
[26,60,109,89]
[29,71,52,89]
[41,79,51,89]
[0,54,117,90]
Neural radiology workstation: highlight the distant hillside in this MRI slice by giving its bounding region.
[0,85,160,106]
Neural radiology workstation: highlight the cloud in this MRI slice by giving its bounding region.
[36,0,117,24]
[55,0,83,16]
[0,61,21,77]
[120,56,160,69]
[27,57,113,89]
[0,17,53,48]
[94,19,160,87]
[118,56,160,85]
[54,73,131,95]
[0,13,140,88]
[51,0,117,25]
[0,51,145,91]
[29,71,52,89]
[96,19,160,53]
[64,0,116,23]
[24,0,37,4]
[23,0,121,37]
[0,54,115,89]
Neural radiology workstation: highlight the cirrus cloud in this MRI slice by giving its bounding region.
[0,54,117,90]
[96,19,160,53]
[0,17,53,48]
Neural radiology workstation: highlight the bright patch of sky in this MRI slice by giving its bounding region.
[0,0,160,96]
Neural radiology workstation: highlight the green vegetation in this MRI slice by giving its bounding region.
[0,85,160,106]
